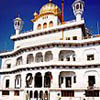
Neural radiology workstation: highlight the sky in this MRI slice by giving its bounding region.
[0,0,100,52]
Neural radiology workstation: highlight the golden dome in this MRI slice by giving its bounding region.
[40,3,61,15]
[31,2,62,22]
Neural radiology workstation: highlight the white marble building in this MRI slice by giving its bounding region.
[0,0,100,100]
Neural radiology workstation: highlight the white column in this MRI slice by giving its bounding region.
[12,57,16,67]
[23,53,27,65]
[42,73,45,88]
[76,14,81,21]
[52,49,59,62]
[10,74,15,89]
[16,30,20,35]
[63,77,65,88]
[70,55,73,61]
[32,73,35,88]
[34,53,36,62]
[42,52,45,62]
[52,71,60,88]
[21,72,26,88]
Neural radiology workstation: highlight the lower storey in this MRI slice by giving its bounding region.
[0,89,100,100]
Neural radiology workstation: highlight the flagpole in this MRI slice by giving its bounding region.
[97,22,99,35]
[61,0,64,40]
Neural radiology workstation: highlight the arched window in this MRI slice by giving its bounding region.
[3,76,10,88]
[5,79,10,88]
[59,50,75,61]
[18,22,20,26]
[16,56,23,66]
[44,91,48,100]
[15,74,21,88]
[35,52,43,63]
[44,72,52,88]
[59,71,76,88]
[34,72,42,87]
[26,73,33,88]
[76,4,79,10]
[30,91,33,98]
[39,91,43,99]
[45,51,53,62]
[49,21,53,27]
[37,24,41,30]
[27,54,34,64]
[34,91,38,98]
[3,59,11,69]
[43,23,47,29]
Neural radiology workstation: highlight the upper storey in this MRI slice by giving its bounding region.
[10,0,89,50]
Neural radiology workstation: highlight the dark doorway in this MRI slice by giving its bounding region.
[88,76,95,86]
[65,77,71,87]
[44,72,52,88]
[35,72,42,87]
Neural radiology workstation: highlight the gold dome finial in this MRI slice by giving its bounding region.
[49,0,52,3]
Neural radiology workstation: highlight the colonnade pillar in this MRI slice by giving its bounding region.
[52,49,59,62]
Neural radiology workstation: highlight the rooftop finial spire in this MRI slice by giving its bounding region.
[16,12,20,18]
[49,0,52,3]
[18,14,20,18]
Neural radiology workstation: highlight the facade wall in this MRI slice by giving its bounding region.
[0,68,100,100]
[14,26,83,49]
[1,44,100,71]
[0,1,100,99]
[34,15,60,30]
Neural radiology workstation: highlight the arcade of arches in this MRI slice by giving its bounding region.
[15,50,76,66]
[13,71,77,99]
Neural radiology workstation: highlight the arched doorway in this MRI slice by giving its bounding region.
[26,73,33,88]
[34,91,38,100]
[34,72,42,87]
[59,71,76,88]
[39,91,43,100]
[44,72,52,88]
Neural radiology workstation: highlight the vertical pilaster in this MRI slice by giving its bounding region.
[52,71,60,88]
[42,73,45,88]
[52,49,59,62]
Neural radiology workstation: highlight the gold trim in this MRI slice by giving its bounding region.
[31,12,61,22]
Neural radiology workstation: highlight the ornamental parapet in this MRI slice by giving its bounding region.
[11,19,85,41]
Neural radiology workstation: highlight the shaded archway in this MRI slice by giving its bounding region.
[26,73,33,88]
[59,71,76,88]
[45,51,53,62]
[59,50,75,61]
[37,24,41,30]
[16,56,23,66]
[27,54,34,64]
[39,91,43,99]
[44,72,52,88]
[34,72,42,87]
[34,91,38,99]
[49,21,53,27]
[43,23,47,29]
[44,91,48,100]
[35,52,43,63]
[15,74,21,88]
[30,91,33,98]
